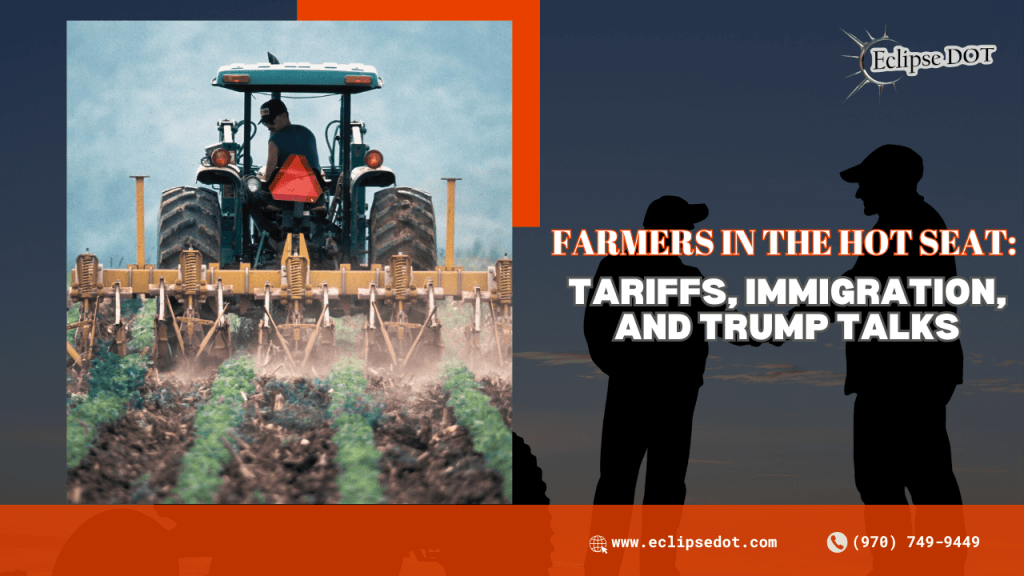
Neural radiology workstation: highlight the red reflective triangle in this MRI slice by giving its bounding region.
[269,154,322,203]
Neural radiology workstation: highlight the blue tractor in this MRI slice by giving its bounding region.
[157,53,436,277]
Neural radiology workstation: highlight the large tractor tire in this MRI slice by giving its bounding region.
[158,186,221,269]
[368,186,437,271]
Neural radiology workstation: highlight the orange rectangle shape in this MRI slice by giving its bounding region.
[297,0,540,227]
[0,504,1020,575]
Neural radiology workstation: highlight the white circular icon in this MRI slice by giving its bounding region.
[827,532,848,553]
[589,535,608,554]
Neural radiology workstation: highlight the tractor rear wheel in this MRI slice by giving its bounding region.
[368,187,437,272]
[157,186,221,269]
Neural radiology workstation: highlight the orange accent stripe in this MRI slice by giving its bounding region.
[297,0,540,227]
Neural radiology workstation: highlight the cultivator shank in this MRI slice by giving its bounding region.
[461,257,513,366]
[491,258,513,366]
[362,253,444,369]
[255,234,336,370]
[152,249,233,366]
[68,253,133,368]
[67,254,100,366]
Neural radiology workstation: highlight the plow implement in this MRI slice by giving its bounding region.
[68,233,512,371]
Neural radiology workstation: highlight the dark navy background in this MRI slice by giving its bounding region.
[3,2,297,503]
[3,1,1021,506]
[518,1,1023,503]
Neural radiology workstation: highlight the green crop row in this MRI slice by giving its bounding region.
[324,361,385,504]
[441,362,513,502]
[67,393,127,469]
[66,306,80,345]
[66,298,151,469]
[66,350,149,469]
[130,298,156,353]
[173,355,256,503]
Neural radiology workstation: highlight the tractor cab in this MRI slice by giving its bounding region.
[194,55,402,270]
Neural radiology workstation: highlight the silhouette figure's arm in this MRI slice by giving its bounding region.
[687,271,760,346]
[583,258,623,375]
[787,265,861,323]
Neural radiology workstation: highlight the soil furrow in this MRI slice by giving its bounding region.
[370,374,507,504]
[216,377,340,504]
[67,372,211,504]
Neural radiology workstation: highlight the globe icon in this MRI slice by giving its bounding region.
[589,535,608,553]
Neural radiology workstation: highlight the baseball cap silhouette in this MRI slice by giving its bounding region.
[840,144,923,184]
[643,196,708,229]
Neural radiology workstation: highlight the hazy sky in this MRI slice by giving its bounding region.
[66,21,512,267]
[517,1,1023,505]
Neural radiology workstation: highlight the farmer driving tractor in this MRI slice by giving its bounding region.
[259,98,321,180]
[258,97,329,214]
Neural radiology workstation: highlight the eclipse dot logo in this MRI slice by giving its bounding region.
[827,532,847,553]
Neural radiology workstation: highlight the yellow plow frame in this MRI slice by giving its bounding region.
[67,234,512,371]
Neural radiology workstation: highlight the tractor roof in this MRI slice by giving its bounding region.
[212,62,382,94]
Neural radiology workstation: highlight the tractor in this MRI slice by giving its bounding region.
[68,53,512,373]
[165,52,435,275]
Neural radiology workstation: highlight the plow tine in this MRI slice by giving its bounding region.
[257,321,266,365]
[264,310,298,375]
[165,299,189,366]
[300,304,330,368]
[489,301,504,366]
[194,303,230,360]
[67,341,83,366]
[401,304,438,368]
[371,299,399,368]
[88,302,98,359]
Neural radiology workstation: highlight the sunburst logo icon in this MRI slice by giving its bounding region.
[841,26,903,103]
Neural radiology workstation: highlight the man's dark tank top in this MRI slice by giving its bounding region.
[269,124,320,173]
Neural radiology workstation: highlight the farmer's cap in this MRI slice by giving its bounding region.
[259,99,288,125]
[643,196,709,230]
[840,144,923,184]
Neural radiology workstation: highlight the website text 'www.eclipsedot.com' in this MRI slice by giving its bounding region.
[601,535,779,551]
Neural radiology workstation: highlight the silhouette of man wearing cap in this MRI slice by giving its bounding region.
[585,195,727,507]
[584,196,759,575]
[793,145,964,507]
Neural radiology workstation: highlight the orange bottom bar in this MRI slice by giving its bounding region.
[0,505,1019,575]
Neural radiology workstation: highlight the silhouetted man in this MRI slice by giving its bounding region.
[584,197,757,575]
[831,145,964,506]
[785,146,968,574]
[585,196,723,506]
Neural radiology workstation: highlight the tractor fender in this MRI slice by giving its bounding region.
[195,165,243,188]
[350,165,396,192]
